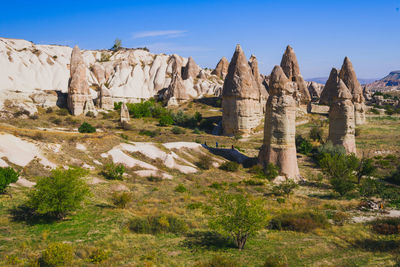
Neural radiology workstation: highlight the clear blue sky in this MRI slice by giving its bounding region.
[1,0,399,78]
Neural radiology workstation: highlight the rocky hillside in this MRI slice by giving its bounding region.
[367,71,400,91]
[0,38,223,112]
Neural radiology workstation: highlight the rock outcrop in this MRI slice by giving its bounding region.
[83,99,98,117]
[307,81,322,100]
[280,46,311,105]
[164,57,189,106]
[67,45,92,115]
[98,85,113,110]
[211,57,229,79]
[327,70,356,154]
[120,103,130,123]
[319,68,341,106]
[182,56,200,80]
[222,45,263,136]
[258,65,300,179]
[339,57,366,125]
[249,55,269,113]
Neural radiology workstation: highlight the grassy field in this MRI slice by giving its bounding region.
[1,102,400,266]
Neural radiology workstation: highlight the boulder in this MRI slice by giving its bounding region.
[258,65,300,180]
[67,45,92,115]
[222,45,263,136]
[280,46,311,105]
[182,56,200,80]
[327,74,356,154]
[120,103,130,123]
[30,90,58,108]
[339,57,366,125]
[211,57,229,79]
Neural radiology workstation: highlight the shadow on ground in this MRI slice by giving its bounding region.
[182,231,235,251]
[203,145,257,167]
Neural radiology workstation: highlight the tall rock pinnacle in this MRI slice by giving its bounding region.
[211,56,229,79]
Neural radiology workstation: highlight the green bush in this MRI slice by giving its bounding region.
[139,129,160,137]
[175,184,187,193]
[128,215,188,234]
[88,248,109,263]
[78,122,96,133]
[158,114,174,126]
[309,125,323,142]
[386,165,400,185]
[244,179,265,186]
[111,192,132,208]
[171,126,185,134]
[41,242,74,266]
[27,167,90,219]
[313,141,345,163]
[102,162,125,180]
[208,193,267,250]
[295,135,313,155]
[370,218,400,235]
[269,211,329,232]
[359,178,383,197]
[370,108,380,114]
[196,155,213,170]
[262,254,289,267]
[0,167,19,193]
[56,108,69,116]
[197,255,236,267]
[272,178,298,198]
[219,161,239,172]
[264,163,280,180]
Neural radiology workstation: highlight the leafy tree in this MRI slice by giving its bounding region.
[27,167,90,219]
[356,158,376,184]
[208,193,267,250]
[78,122,96,133]
[0,167,19,193]
[272,178,298,198]
[111,38,122,51]
[158,114,174,126]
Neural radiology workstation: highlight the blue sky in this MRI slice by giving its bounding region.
[1,0,399,78]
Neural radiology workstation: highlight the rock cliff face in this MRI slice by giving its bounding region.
[339,57,366,125]
[68,46,92,115]
[280,46,311,105]
[327,71,356,154]
[221,45,263,136]
[258,65,300,180]
[0,38,223,112]
[211,57,229,79]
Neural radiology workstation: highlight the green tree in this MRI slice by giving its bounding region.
[0,167,19,193]
[208,193,267,250]
[356,158,376,184]
[27,167,90,219]
[112,38,122,51]
[78,122,96,133]
[272,178,298,198]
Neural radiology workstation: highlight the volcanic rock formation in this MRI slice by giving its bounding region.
[120,103,130,123]
[67,45,92,115]
[327,69,356,154]
[319,68,341,106]
[164,56,189,106]
[212,57,229,79]
[280,46,311,105]
[307,81,322,100]
[339,57,366,125]
[98,85,113,110]
[258,65,300,179]
[249,55,269,113]
[182,56,200,80]
[221,45,263,136]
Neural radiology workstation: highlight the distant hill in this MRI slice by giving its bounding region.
[306,77,377,85]
[366,71,400,91]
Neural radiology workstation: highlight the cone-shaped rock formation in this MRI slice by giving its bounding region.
[182,56,200,80]
[222,45,263,136]
[212,57,229,79]
[120,103,130,123]
[258,65,300,179]
[164,56,189,106]
[319,68,341,105]
[280,46,311,105]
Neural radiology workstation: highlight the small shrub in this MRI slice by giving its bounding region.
[46,107,53,113]
[244,179,264,186]
[197,255,236,267]
[295,135,313,155]
[78,122,96,133]
[219,161,239,172]
[158,115,174,126]
[272,178,298,198]
[111,192,132,208]
[171,126,185,134]
[193,127,201,134]
[88,248,109,263]
[0,167,20,193]
[264,163,280,180]
[41,242,74,267]
[370,108,380,114]
[262,254,289,267]
[128,215,187,234]
[187,202,203,210]
[29,114,39,120]
[269,211,329,232]
[99,52,111,62]
[56,108,69,116]
[355,127,361,137]
[51,117,62,125]
[387,165,400,185]
[102,162,125,180]
[175,184,187,193]
[147,175,163,182]
[309,125,323,142]
[139,129,160,137]
[196,155,212,170]
[370,218,400,235]
[27,167,90,219]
